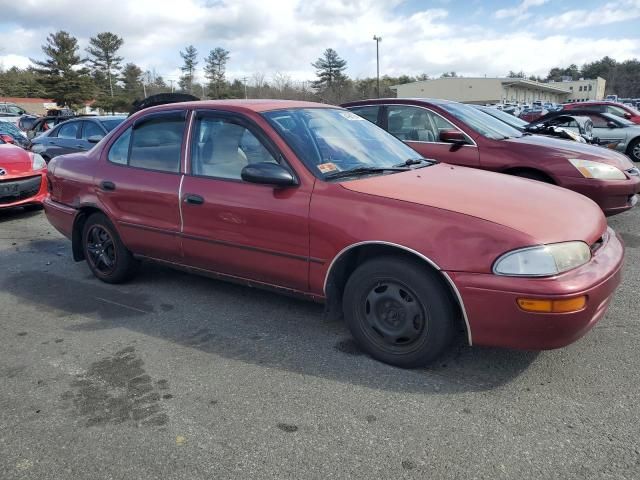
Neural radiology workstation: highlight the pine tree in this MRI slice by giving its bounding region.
[86,32,124,99]
[311,48,347,89]
[31,31,94,109]
[204,47,230,98]
[179,45,198,94]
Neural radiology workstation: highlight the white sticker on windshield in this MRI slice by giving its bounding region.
[339,111,365,121]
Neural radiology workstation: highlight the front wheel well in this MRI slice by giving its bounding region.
[324,243,469,343]
[502,167,556,184]
[71,206,105,261]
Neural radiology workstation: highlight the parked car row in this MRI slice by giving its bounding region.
[2,95,637,369]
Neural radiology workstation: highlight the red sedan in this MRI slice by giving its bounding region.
[342,98,640,216]
[44,100,623,367]
[0,139,48,210]
[563,101,640,124]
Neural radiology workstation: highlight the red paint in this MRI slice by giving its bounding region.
[44,100,624,351]
[342,98,640,216]
[0,143,47,209]
[563,101,640,124]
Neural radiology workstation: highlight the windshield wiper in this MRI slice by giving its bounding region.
[393,157,437,168]
[324,166,408,180]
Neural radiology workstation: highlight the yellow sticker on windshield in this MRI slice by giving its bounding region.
[317,162,338,173]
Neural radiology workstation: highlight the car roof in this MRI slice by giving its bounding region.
[133,99,336,117]
[341,98,456,107]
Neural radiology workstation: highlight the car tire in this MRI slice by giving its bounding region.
[82,212,137,284]
[342,256,455,368]
[627,138,640,162]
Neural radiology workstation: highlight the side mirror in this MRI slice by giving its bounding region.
[439,129,468,144]
[87,135,104,144]
[607,121,617,129]
[624,112,632,119]
[241,162,297,187]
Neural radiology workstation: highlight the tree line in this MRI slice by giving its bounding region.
[1,30,638,112]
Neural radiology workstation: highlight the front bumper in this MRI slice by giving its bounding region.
[448,227,624,350]
[0,173,47,209]
[556,174,640,216]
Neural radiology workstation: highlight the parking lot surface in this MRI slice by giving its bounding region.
[1,207,639,479]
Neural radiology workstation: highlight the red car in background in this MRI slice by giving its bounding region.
[563,101,640,124]
[44,100,623,368]
[0,139,48,210]
[342,98,640,216]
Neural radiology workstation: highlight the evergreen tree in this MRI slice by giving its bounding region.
[311,48,347,89]
[204,47,230,98]
[179,45,198,94]
[86,32,124,102]
[31,31,94,108]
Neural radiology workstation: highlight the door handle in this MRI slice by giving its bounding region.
[100,180,116,191]
[184,194,204,205]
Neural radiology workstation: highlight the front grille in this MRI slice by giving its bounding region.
[0,175,42,205]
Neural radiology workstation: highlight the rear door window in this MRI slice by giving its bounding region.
[348,106,380,125]
[128,113,185,172]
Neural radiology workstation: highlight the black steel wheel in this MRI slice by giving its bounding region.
[82,213,137,283]
[343,256,456,368]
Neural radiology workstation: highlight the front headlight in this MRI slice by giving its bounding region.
[493,241,591,277]
[32,153,46,171]
[569,159,626,180]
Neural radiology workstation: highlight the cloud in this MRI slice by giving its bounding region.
[541,0,640,30]
[495,0,549,21]
[0,0,638,84]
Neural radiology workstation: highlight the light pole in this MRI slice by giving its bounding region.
[373,35,382,98]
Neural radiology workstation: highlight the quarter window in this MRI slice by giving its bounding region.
[107,127,131,165]
[191,116,277,180]
[57,122,79,139]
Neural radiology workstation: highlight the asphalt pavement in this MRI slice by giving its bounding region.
[1,205,639,479]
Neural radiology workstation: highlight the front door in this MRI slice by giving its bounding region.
[95,110,186,262]
[180,111,311,291]
[46,120,84,158]
[383,105,480,168]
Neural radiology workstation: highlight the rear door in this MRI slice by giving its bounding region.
[180,110,311,290]
[95,110,186,261]
[382,105,479,167]
[45,120,83,158]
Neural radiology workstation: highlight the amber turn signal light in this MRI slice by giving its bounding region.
[517,296,587,313]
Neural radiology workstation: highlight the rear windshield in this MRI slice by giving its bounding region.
[440,102,523,140]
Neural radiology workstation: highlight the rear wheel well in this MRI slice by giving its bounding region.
[72,206,105,261]
[324,244,469,342]
[502,167,556,184]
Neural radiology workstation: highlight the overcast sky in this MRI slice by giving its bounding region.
[0,0,639,85]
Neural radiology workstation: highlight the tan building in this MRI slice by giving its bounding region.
[391,77,581,104]
[0,97,56,115]
[549,77,606,103]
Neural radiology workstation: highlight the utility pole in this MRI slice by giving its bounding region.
[169,79,174,93]
[242,77,248,99]
[373,35,382,98]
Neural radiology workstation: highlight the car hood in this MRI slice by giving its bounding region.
[505,134,634,170]
[340,164,606,245]
[0,144,36,177]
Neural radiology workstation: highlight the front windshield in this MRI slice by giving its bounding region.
[475,107,528,130]
[440,102,523,140]
[0,121,23,136]
[263,108,425,179]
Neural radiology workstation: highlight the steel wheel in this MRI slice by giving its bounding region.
[632,142,640,162]
[85,225,117,275]
[361,280,427,352]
